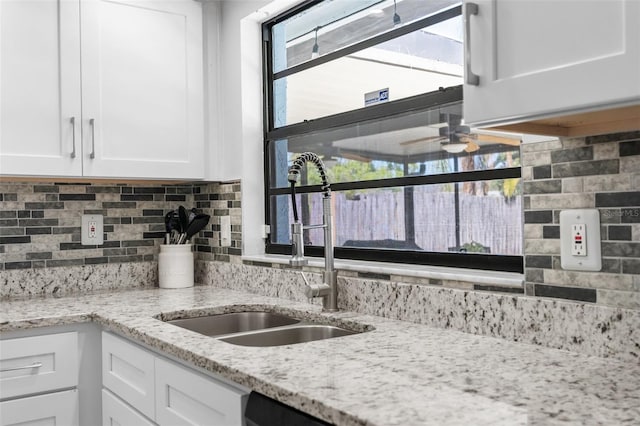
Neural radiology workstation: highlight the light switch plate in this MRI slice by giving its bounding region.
[559,209,601,271]
[81,214,104,245]
[220,216,231,247]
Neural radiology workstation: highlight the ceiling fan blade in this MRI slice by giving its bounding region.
[340,151,372,162]
[473,134,522,146]
[318,145,373,163]
[399,136,446,146]
[464,140,480,153]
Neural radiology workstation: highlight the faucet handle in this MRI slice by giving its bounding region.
[305,283,331,298]
[299,271,330,298]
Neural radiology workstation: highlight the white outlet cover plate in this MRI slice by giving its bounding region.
[559,209,601,271]
[81,214,104,245]
[220,216,231,247]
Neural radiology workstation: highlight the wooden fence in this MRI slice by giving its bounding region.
[302,187,522,255]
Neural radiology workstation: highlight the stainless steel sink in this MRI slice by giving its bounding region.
[220,324,358,347]
[163,309,367,346]
[166,312,300,337]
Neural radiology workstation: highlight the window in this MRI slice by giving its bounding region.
[263,0,523,273]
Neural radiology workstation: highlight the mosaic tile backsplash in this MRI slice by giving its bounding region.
[0,181,241,271]
[522,131,640,309]
[2,130,639,310]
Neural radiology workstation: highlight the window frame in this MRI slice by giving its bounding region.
[262,2,523,273]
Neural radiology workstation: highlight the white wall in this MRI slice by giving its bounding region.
[205,0,302,255]
[204,0,268,181]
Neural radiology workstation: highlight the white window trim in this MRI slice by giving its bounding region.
[242,254,524,288]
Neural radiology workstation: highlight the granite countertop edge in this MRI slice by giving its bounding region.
[1,286,639,426]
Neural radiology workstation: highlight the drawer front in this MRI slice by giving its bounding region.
[155,357,248,426]
[102,332,155,420]
[0,388,79,426]
[102,388,156,426]
[0,332,78,399]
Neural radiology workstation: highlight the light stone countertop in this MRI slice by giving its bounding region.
[1,286,639,426]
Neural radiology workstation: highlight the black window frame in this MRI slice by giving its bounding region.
[262,1,523,273]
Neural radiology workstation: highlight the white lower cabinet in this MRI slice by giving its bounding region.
[0,332,80,426]
[155,357,247,426]
[102,331,155,419]
[0,389,79,426]
[102,388,155,426]
[0,332,78,400]
[101,332,249,426]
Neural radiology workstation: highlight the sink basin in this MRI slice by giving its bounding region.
[162,308,368,347]
[220,324,358,347]
[166,312,300,337]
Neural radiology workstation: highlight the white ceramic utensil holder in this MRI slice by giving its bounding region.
[158,244,194,289]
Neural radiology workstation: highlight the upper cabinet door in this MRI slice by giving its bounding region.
[80,0,204,179]
[0,0,82,176]
[463,0,640,129]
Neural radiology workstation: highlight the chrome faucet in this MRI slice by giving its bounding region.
[287,152,338,312]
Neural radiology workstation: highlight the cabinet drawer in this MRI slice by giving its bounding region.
[102,332,155,420]
[155,357,248,426]
[0,332,78,399]
[0,388,79,426]
[102,388,155,426]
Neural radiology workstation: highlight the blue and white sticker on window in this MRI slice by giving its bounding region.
[364,88,389,106]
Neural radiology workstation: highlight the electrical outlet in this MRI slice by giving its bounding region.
[261,224,271,239]
[81,214,104,245]
[560,210,601,271]
[571,224,587,256]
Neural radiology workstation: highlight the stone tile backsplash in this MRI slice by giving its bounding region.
[192,182,243,263]
[2,130,639,310]
[0,181,241,273]
[522,131,640,309]
[0,182,192,269]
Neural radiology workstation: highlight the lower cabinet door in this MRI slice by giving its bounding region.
[102,388,155,426]
[0,389,79,426]
[102,332,155,419]
[0,332,78,399]
[155,358,248,426]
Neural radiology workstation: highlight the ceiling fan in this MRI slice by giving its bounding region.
[400,115,521,154]
[316,146,372,164]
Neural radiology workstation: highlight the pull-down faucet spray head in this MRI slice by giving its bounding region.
[287,152,338,312]
[287,152,331,268]
[287,152,331,197]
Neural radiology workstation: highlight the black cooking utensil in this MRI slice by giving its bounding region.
[180,213,210,244]
[164,211,173,233]
[178,205,189,236]
[188,207,197,225]
[164,210,181,244]
[164,211,179,230]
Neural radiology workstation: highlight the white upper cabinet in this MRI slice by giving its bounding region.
[81,0,204,179]
[0,0,82,176]
[0,0,204,179]
[463,0,640,136]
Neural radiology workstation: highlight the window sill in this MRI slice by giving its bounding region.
[241,254,524,288]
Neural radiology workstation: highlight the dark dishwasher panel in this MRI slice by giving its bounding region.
[244,392,332,426]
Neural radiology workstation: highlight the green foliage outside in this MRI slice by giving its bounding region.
[303,159,402,184]
[303,159,404,199]
[296,148,521,200]
[460,241,490,253]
